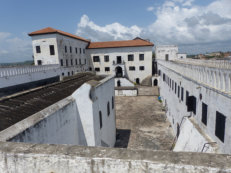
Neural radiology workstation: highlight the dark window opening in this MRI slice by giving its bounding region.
[65,46,67,53]
[49,45,55,55]
[129,66,135,71]
[181,87,184,101]
[117,80,121,87]
[175,83,177,94]
[139,54,144,61]
[75,59,78,65]
[128,54,134,61]
[36,46,41,53]
[104,55,109,62]
[187,96,196,114]
[154,79,158,86]
[70,46,72,53]
[72,71,74,75]
[215,111,226,142]
[37,60,42,65]
[60,59,63,66]
[117,56,122,64]
[202,103,208,126]
[186,91,189,105]
[62,73,64,76]
[105,67,110,72]
[75,47,78,54]
[83,49,85,54]
[165,54,169,61]
[66,59,68,66]
[71,59,73,66]
[84,59,86,64]
[107,102,110,116]
[178,86,180,98]
[68,72,70,76]
[172,80,174,90]
[79,59,81,64]
[99,111,102,129]
[139,66,145,71]
[136,78,140,84]
[79,48,82,54]
[158,70,161,76]
[95,68,100,72]
[93,56,100,62]
[112,96,114,109]
[163,73,166,81]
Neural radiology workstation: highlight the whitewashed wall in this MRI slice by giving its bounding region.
[155,45,178,61]
[158,60,231,154]
[114,78,134,87]
[88,46,153,83]
[0,76,116,148]
[115,89,137,96]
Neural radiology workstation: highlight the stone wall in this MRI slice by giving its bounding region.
[0,142,231,173]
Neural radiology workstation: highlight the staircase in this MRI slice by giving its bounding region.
[137,86,159,96]
[141,75,152,86]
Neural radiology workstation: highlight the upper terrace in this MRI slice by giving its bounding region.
[157,59,231,95]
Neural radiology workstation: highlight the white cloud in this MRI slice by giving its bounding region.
[76,0,231,54]
[147,6,154,11]
[0,32,32,63]
[76,15,142,41]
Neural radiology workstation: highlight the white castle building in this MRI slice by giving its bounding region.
[156,46,231,154]
[29,27,154,85]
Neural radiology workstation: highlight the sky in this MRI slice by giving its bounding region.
[0,0,231,63]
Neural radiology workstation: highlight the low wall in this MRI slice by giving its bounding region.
[0,142,231,173]
[174,118,218,153]
[115,78,134,87]
[115,87,137,96]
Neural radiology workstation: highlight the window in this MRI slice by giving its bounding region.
[79,59,81,64]
[36,46,41,53]
[112,96,114,109]
[129,66,135,71]
[71,59,73,66]
[215,111,226,142]
[165,54,169,61]
[181,87,184,101]
[49,45,55,55]
[37,60,42,65]
[158,70,161,76]
[99,111,102,129]
[139,66,145,71]
[65,46,67,53]
[105,67,110,72]
[175,83,177,94]
[60,59,63,66]
[70,46,72,53]
[83,49,85,54]
[128,54,134,61]
[178,86,180,98]
[84,59,86,64]
[62,73,64,76]
[72,71,74,75]
[187,96,196,114]
[107,102,110,116]
[95,68,100,72]
[75,47,78,54]
[68,72,70,76]
[139,54,144,61]
[79,48,82,54]
[202,103,208,125]
[186,90,189,105]
[75,59,78,65]
[170,79,171,88]
[93,56,100,62]
[163,73,166,81]
[66,59,68,66]
[172,80,174,90]
[104,55,109,62]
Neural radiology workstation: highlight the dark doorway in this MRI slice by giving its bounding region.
[117,56,122,64]
[117,80,121,87]
[176,123,180,138]
[115,66,123,77]
[114,129,131,148]
[165,54,169,61]
[37,60,42,65]
[136,78,140,84]
[154,79,158,86]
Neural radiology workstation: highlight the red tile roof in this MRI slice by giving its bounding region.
[28,27,90,43]
[88,38,154,49]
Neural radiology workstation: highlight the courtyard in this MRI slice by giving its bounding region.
[115,96,174,150]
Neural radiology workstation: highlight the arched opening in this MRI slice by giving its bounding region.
[154,79,158,86]
[136,78,140,84]
[115,66,123,77]
[117,80,121,87]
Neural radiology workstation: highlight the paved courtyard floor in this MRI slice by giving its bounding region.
[115,96,174,150]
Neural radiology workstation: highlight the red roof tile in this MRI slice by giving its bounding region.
[88,38,154,49]
[28,27,90,43]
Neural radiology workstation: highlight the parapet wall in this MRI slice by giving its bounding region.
[158,60,231,94]
[0,141,231,173]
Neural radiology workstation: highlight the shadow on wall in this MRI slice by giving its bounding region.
[114,129,131,148]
